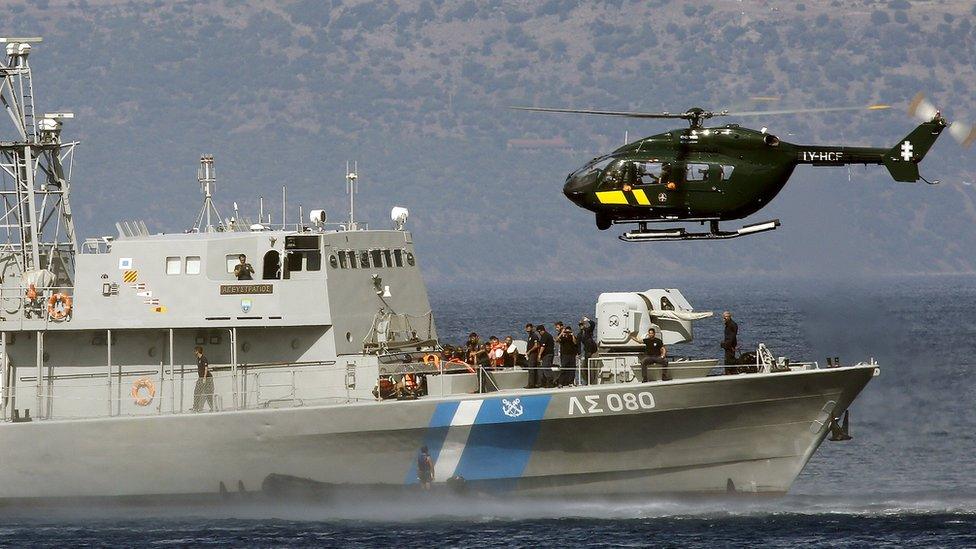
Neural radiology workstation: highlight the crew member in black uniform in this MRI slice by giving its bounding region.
[721,311,738,374]
[191,346,215,412]
[524,324,542,388]
[556,326,578,387]
[537,325,555,388]
[628,327,669,382]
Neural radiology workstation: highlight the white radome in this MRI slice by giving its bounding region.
[391,206,409,229]
[309,209,327,225]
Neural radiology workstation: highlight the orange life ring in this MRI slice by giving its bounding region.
[423,353,442,371]
[131,377,155,406]
[47,293,72,321]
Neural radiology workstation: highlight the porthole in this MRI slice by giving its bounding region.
[242,341,251,353]
[345,331,352,342]
[291,338,300,349]
[329,254,339,268]
[406,252,415,266]
[148,346,157,357]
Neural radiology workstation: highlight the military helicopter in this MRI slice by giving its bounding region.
[514,93,974,241]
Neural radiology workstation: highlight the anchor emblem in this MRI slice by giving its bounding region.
[608,315,619,327]
[502,398,523,418]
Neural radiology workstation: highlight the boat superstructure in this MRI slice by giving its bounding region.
[0,40,878,502]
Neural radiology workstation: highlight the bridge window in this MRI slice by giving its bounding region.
[685,163,709,182]
[263,250,281,279]
[347,250,358,269]
[393,249,404,267]
[306,251,321,271]
[371,249,383,268]
[721,165,735,181]
[287,252,303,272]
[166,256,182,275]
[225,254,242,273]
[336,252,347,269]
[360,251,370,268]
[185,256,201,275]
[383,249,393,268]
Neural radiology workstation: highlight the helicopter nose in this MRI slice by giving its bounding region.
[563,170,595,200]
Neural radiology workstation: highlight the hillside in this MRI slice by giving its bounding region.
[3,0,975,283]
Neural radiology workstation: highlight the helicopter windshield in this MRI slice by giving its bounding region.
[567,156,615,192]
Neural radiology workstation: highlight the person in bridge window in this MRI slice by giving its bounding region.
[234,254,255,280]
[191,346,215,412]
[628,327,669,382]
[721,311,739,374]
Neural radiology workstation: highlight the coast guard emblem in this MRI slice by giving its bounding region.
[502,398,524,418]
[241,298,252,313]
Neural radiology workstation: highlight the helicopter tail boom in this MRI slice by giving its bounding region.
[793,116,947,182]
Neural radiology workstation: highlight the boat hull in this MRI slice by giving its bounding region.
[0,366,875,500]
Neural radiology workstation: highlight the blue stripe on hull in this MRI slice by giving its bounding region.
[405,395,552,486]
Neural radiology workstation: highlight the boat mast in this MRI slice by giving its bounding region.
[346,161,358,230]
[0,37,78,284]
[193,154,222,232]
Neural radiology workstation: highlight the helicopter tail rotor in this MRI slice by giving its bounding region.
[909,92,975,149]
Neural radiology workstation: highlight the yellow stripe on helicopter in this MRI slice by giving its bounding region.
[632,189,651,205]
[596,189,654,206]
[595,191,629,205]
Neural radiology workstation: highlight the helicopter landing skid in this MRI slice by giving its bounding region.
[619,219,781,242]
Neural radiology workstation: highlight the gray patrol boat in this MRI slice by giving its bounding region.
[0,39,877,501]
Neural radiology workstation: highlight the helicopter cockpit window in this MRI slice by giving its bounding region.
[598,159,627,189]
[721,165,735,181]
[685,163,709,182]
[632,162,665,185]
[660,296,675,311]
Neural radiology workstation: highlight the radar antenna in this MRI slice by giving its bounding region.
[0,37,79,285]
[193,154,223,232]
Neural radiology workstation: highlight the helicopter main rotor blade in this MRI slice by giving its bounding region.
[723,104,892,117]
[510,106,688,119]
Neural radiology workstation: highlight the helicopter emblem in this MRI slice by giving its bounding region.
[502,398,524,418]
[657,193,667,203]
[900,141,914,161]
